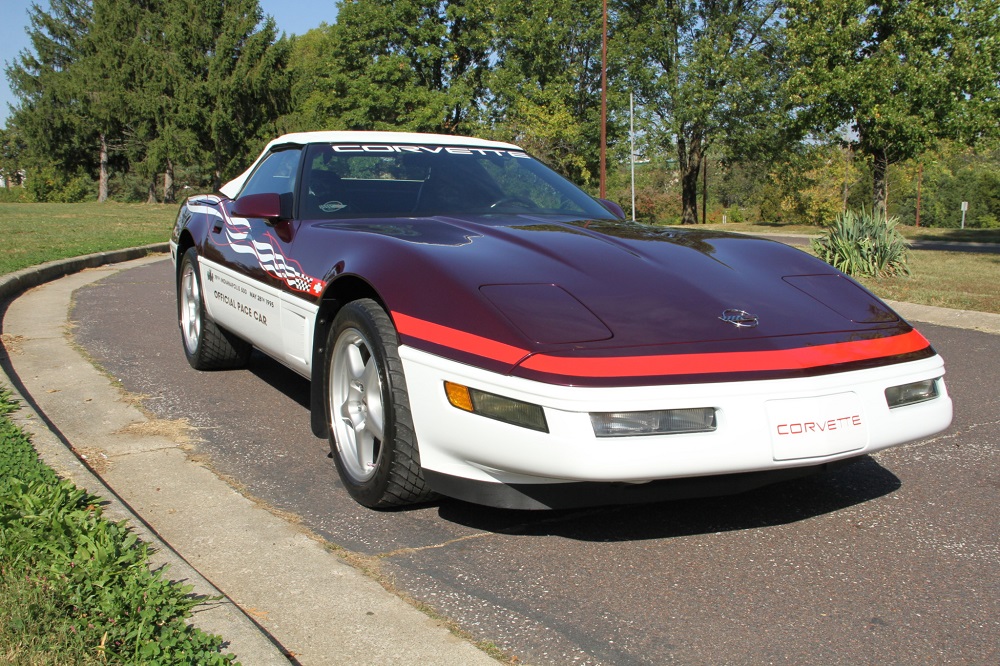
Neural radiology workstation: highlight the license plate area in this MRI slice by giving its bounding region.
[766,392,867,461]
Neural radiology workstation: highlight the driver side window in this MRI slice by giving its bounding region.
[240,148,302,198]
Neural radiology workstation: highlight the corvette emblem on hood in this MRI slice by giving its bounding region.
[719,309,759,328]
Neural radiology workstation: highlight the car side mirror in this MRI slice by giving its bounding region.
[232,192,282,221]
[596,198,626,220]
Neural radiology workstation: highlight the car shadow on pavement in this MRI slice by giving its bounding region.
[246,351,311,409]
[435,456,901,542]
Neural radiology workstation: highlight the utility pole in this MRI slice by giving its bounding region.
[701,158,707,225]
[599,0,608,198]
[630,92,636,222]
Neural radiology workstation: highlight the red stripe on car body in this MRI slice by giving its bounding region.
[392,312,529,366]
[393,311,931,380]
[519,329,931,378]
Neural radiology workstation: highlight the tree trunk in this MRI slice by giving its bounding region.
[842,148,851,211]
[163,159,175,204]
[872,148,889,216]
[98,134,109,202]
[146,176,157,204]
[677,133,703,225]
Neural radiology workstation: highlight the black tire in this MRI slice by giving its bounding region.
[177,248,252,370]
[324,299,435,508]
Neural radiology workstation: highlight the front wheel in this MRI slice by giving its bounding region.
[177,248,251,370]
[325,299,435,508]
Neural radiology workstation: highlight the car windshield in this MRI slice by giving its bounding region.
[299,142,617,221]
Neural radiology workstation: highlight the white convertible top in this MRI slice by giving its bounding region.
[218,131,523,199]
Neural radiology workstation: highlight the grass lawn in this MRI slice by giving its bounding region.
[857,250,1000,314]
[0,202,177,275]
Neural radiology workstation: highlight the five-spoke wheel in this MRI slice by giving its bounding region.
[330,326,386,483]
[176,248,251,370]
[325,299,434,507]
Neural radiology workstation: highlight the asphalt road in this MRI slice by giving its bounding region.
[73,258,998,665]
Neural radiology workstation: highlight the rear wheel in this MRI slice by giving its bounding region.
[325,299,435,508]
[178,248,251,370]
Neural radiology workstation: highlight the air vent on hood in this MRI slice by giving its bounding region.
[481,283,613,345]
[783,275,899,324]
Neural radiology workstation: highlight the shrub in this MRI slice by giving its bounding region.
[974,213,999,229]
[0,187,29,203]
[634,186,682,224]
[25,166,96,203]
[724,207,745,224]
[811,208,911,278]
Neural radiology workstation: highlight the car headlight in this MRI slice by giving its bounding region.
[444,382,549,432]
[885,379,940,408]
[591,407,717,438]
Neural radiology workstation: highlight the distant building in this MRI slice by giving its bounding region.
[0,170,25,188]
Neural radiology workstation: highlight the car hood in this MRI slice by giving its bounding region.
[328,215,904,351]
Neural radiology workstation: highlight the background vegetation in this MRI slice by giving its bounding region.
[0,0,996,229]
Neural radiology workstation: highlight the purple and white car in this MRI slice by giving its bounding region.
[170,131,952,509]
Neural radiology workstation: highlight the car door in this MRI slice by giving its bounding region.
[203,145,323,377]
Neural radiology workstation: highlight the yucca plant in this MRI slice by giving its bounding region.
[811,208,911,278]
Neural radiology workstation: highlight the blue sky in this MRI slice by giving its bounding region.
[0,0,340,126]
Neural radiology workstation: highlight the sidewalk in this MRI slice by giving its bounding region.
[0,250,499,665]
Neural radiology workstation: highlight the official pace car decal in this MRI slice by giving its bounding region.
[392,311,933,381]
[188,199,325,296]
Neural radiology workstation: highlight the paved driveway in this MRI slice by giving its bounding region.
[72,258,999,665]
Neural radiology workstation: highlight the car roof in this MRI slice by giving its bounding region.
[219,131,524,199]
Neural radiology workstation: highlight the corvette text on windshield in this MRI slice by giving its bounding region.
[330,144,530,158]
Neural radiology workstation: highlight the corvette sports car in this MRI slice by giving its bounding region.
[170,131,953,510]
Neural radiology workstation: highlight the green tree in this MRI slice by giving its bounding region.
[487,0,617,186]
[6,0,97,200]
[204,0,292,187]
[889,145,1000,228]
[82,0,163,201]
[314,0,491,133]
[7,0,289,200]
[776,144,862,226]
[118,0,291,197]
[620,0,788,224]
[785,0,1000,214]
[281,25,339,132]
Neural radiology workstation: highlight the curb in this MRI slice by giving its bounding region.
[0,243,170,302]
[887,300,1000,336]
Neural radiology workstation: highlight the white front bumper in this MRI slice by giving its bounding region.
[400,346,952,485]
